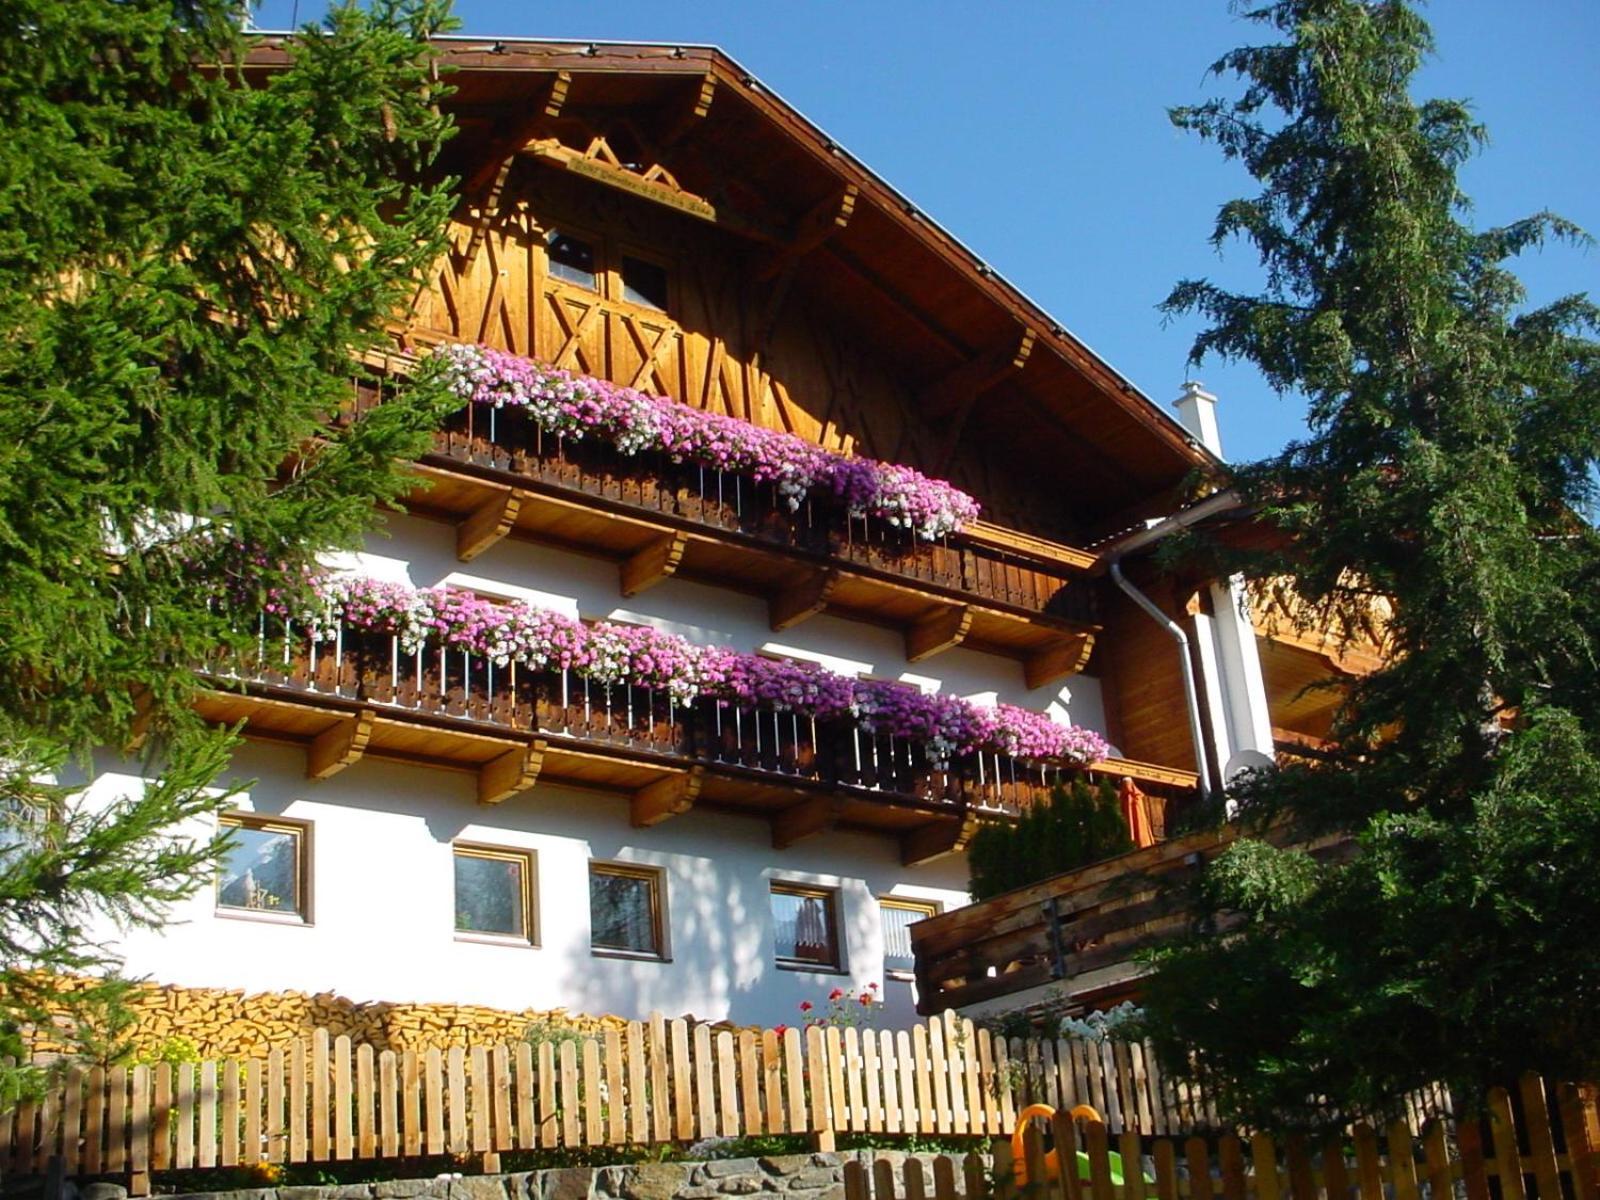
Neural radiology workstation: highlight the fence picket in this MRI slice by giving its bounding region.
[264,1051,283,1165]
[1520,1074,1564,1200]
[335,1037,354,1160]
[1218,1134,1246,1200]
[289,1038,308,1163]
[649,1013,671,1143]
[61,1064,83,1177]
[905,1154,928,1200]
[1352,1124,1385,1200]
[447,1046,469,1154]
[221,1059,240,1167]
[605,1030,626,1144]
[129,1063,151,1188]
[1153,1138,1179,1200]
[470,1044,491,1154]
[692,1025,715,1141]
[671,1019,694,1142]
[1050,1109,1084,1200]
[175,1063,195,1170]
[629,1024,650,1142]
[1085,1121,1116,1200]
[1254,1132,1283,1200]
[844,1027,865,1134]
[491,1043,512,1153]
[1387,1119,1421,1200]
[380,1050,400,1159]
[783,1026,807,1134]
[806,1026,830,1135]
[761,1029,784,1136]
[1285,1134,1317,1200]
[716,1030,739,1138]
[881,1030,902,1135]
[1558,1084,1600,1200]
[1486,1088,1527,1200]
[537,1043,557,1149]
[558,1040,580,1148]
[912,1024,933,1135]
[358,1043,377,1158]
[1187,1136,1214,1200]
[312,1029,330,1162]
[424,1046,444,1156]
[403,1049,422,1157]
[928,1018,952,1135]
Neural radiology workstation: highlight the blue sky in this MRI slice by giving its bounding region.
[253,1,1598,465]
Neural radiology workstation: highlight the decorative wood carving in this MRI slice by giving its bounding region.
[904,605,972,663]
[479,739,547,805]
[771,797,841,850]
[901,811,980,867]
[630,766,705,828]
[769,569,839,632]
[306,709,376,781]
[619,531,688,597]
[1023,632,1096,690]
[456,488,526,562]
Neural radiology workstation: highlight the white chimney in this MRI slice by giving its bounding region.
[1173,380,1224,458]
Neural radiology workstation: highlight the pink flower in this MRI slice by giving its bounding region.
[859,993,873,1006]
[799,1001,813,1013]
[828,988,844,1001]
[868,982,879,991]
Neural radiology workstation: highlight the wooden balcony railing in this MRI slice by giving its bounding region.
[346,380,1100,635]
[215,614,1100,831]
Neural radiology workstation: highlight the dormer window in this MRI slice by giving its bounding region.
[621,255,670,311]
[546,229,598,291]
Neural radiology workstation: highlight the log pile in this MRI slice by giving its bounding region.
[20,975,691,1059]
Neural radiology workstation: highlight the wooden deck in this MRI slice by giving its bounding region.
[909,821,1335,1014]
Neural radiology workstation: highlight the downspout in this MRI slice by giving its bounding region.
[1099,488,1247,804]
[1108,558,1214,804]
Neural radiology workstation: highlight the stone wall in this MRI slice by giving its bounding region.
[25,977,709,1060]
[56,1152,983,1200]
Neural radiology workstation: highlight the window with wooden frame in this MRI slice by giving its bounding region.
[770,882,842,971]
[589,862,666,959]
[878,896,940,978]
[541,224,675,316]
[454,843,537,944]
[217,814,308,921]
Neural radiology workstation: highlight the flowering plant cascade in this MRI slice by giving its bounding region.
[431,343,983,540]
[288,573,1112,765]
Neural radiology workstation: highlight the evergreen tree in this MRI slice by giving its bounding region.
[0,0,458,1098]
[1141,0,1600,1126]
[968,779,1132,901]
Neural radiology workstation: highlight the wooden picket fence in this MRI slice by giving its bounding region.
[845,1073,1600,1200]
[6,1013,1230,1191]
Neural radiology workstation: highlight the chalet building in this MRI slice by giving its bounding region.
[87,38,1337,1028]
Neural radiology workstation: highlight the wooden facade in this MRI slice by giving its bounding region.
[214,37,1256,852]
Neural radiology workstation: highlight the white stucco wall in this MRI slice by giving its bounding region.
[85,508,1112,1028]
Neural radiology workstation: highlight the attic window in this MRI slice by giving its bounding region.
[621,256,669,311]
[547,230,598,291]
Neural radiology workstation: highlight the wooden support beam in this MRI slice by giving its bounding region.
[306,709,376,781]
[905,605,972,664]
[461,73,572,271]
[768,569,839,632]
[771,797,841,850]
[658,74,717,147]
[479,739,547,805]
[630,767,705,828]
[619,531,689,598]
[901,812,981,867]
[1022,632,1096,690]
[755,185,860,281]
[456,488,526,562]
[924,328,1037,470]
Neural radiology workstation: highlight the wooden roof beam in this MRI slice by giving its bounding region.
[619,531,688,598]
[460,72,572,272]
[772,797,841,850]
[922,326,1036,427]
[755,185,860,282]
[902,812,981,867]
[479,739,547,805]
[905,605,972,664]
[631,766,704,827]
[307,709,376,781]
[657,74,718,147]
[456,487,526,562]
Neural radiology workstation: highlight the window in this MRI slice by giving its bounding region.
[620,255,670,311]
[590,863,665,959]
[879,897,940,977]
[771,883,841,971]
[454,844,536,943]
[217,815,307,919]
[546,229,598,291]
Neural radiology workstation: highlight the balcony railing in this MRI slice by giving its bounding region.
[226,614,1089,817]
[347,382,1097,626]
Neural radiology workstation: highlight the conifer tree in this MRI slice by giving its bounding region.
[0,0,458,1096]
[1140,0,1600,1126]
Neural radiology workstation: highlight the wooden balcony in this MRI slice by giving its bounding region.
[350,382,1101,689]
[909,820,1343,1015]
[195,615,1173,865]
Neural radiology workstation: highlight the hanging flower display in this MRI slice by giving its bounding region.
[430,343,983,540]
[286,574,1112,768]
